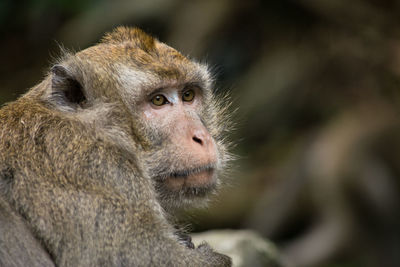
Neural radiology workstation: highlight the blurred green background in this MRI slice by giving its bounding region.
[1,1,400,266]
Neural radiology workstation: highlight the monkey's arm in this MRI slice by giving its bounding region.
[0,196,55,267]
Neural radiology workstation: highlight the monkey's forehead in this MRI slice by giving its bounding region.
[75,41,212,95]
[115,62,211,98]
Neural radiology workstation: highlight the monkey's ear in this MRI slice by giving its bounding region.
[49,64,87,110]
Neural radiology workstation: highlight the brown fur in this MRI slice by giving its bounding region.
[0,27,232,266]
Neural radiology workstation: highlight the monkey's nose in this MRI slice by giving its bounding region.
[189,128,217,163]
[192,136,203,145]
[192,128,210,146]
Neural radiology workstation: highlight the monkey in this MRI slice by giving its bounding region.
[0,26,232,266]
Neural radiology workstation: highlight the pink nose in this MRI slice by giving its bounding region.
[193,135,203,145]
[189,128,216,162]
[173,115,217,165]
[191,129,211,146]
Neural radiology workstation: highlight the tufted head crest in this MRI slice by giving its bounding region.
[101,26,156,52]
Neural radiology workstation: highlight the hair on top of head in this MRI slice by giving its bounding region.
[101,26,156,53]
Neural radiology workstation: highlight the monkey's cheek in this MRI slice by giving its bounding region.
[165,170,216,191]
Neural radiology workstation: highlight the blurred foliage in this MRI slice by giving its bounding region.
[1,0,400,266]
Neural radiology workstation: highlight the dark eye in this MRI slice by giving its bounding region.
[182,90,195,102]
[151,95,168,106]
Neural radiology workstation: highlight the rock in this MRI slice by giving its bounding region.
[192,229,283,267]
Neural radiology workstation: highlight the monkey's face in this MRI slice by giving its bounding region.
[135,83,223,210]
[112,57,228,210]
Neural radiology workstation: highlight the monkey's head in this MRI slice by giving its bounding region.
[44,27,232,211]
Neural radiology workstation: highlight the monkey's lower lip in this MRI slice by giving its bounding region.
[165,168,216,190]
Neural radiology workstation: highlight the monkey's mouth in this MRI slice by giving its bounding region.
[162,165,216,191]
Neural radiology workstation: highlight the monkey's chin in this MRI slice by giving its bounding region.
[165,168,216,192]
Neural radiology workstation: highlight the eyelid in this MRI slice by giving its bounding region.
[181,84,202,95]
[147,88,165,100]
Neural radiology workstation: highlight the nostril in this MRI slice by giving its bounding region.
[192,136,203,145]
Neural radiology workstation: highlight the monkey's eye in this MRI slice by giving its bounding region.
[151,95,168,106]
[182,90,195,102]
